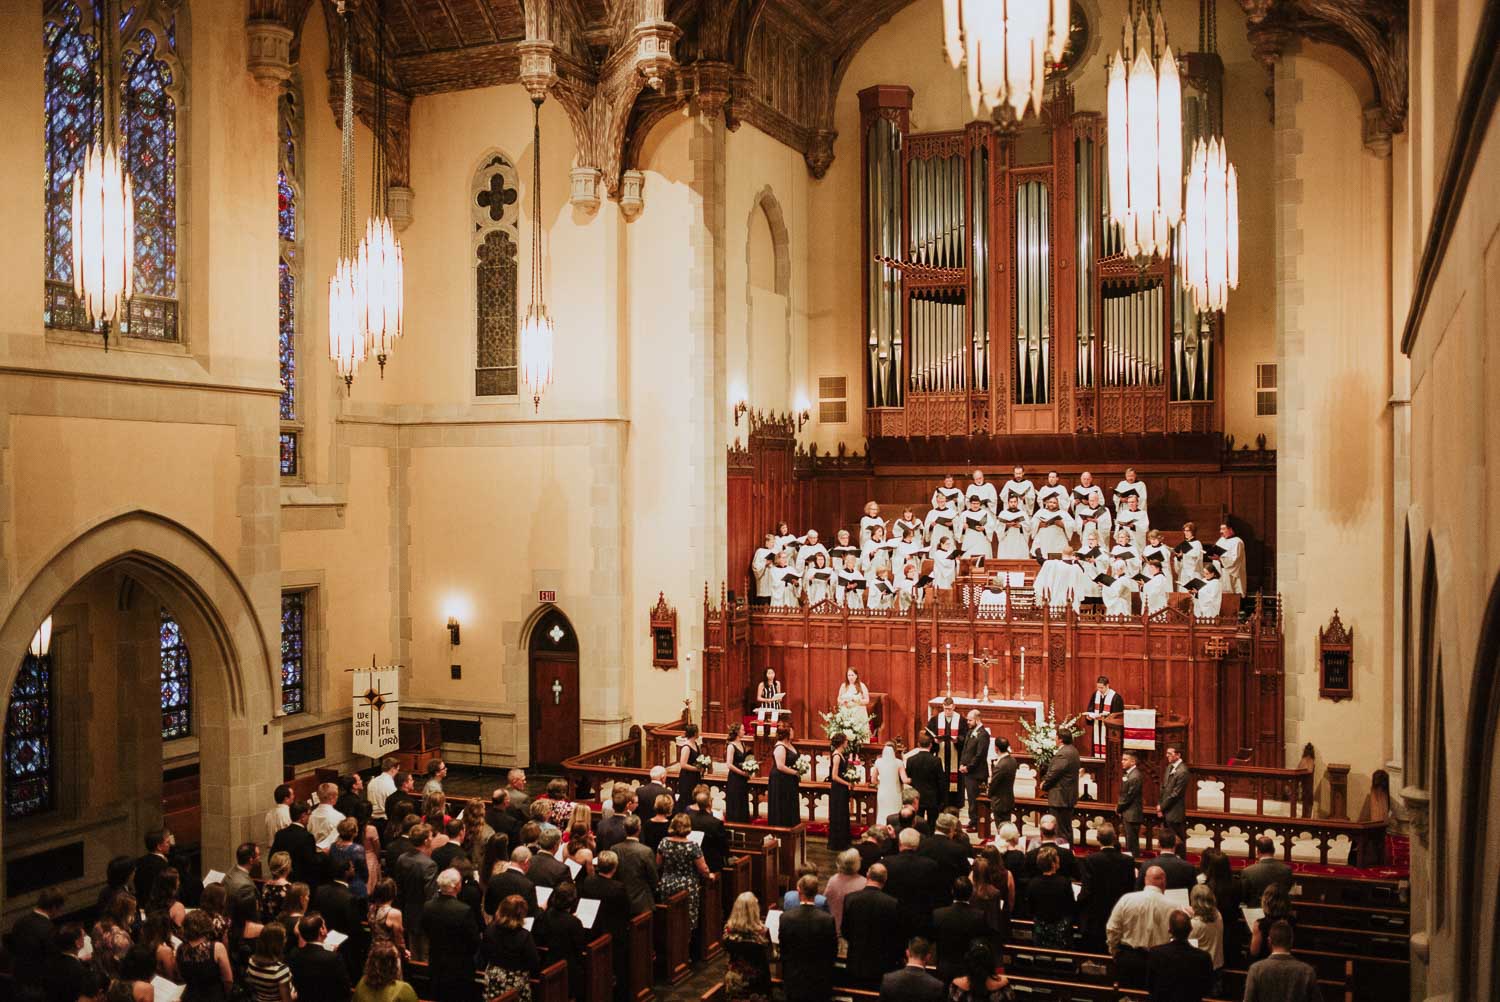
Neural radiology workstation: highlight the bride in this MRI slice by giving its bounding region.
[837,667,871,738]
[871,741,907,820]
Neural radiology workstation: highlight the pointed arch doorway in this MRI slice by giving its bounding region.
[528,607,580,769]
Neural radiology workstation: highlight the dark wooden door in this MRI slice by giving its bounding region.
[528,608,580,768]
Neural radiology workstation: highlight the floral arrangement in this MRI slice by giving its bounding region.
[1021,704,1085,773]
[695,753,714,771]
[820,704,873,751]
[795,757,812,779]
[841,766,863,784]
[742,756,760,774]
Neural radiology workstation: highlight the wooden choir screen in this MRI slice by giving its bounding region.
[726,411,806,602]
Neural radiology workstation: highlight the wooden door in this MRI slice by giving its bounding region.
[528,608,581,768]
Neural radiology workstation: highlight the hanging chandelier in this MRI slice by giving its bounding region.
[1180,139,1238,311]
[71,0,134,347]
[328,1,367,389]
[29,616,53,659]
[519,97,554,411]
[943,0,1072,120]
[358,0,404,375]
[1106,0,1182,262]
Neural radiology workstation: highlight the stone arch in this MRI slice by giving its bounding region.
[0,510,279,898]
[1457,570,1500,999]
[744,185,794,411]
[1414,534,1438,780]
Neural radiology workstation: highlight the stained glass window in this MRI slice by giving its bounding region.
[43,3,99,332]
[4,654,54,819]
[281,591,306,715]
[278,88,302,476]
[472,154,520,397]
[160,608,191,740]
[279,258,296,421]
[279,432,299,477]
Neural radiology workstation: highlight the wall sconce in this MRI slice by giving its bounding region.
[794,393,811,433]
[29,616,52,658]
[446,617,462,646]
[733,399,748,426]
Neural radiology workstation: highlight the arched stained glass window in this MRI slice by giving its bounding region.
[160,608,191,740]
[43,2,182,342]
[278,87,302,476]
[472,152,520,397]
[281,591,306,715]
[4,654,55,819]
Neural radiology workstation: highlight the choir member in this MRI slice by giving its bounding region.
[770,551,802,607]
[978,575,1009,610]
[887,520,919,567]
[1191,563,1223,618]
[830,528,859,566]
[967,468,999,513]
[1071,470,1099,509]
[861,524,895,576]
[1139,557,1171,615]
[837,555,867,610]
[994,495,1032,559]
[1214,523,1246,594]
[1110,528,1141,575]
[794,529,829,573]
[1037,470,1070,511]
[1030,496,1076,559]
[1141,530,1173,579]
[1071,490,1112,549]
[925,698,968,807]
[859,501,885,546]
[802,551,834,606]
[896,562,925,611]
[931,473,965,514]
[774,521,798,556]
[960,495,999,560]
[751,533,778,606]
[930,542,960,590]
[1076,528,1108,607]
[1083,676,1125,756]
[1174,522,1205,590]
[1101,560,1136,617]
[867,571,898,611]
[1034,547,1088,610]
[998,465,1035,514]
[925,500,960,550]
[1112,468,1148,513]
[1115,494,1149,549]
[893,507,925,547]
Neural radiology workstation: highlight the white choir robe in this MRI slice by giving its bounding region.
[1030,511,1076,558]
[1141,571,1171,615]
[1037,484,1070,512]
[978,586,1008,611]
[770,568,802,607]
[859,515,887,547]
[1103,576,1136,617]
[1077,555,1107,601]
[966,481,999,513]
[1071,484,1098,509]
[993,512,1032,559]
[837,573,866,610]
[893,519,925,546]
[999,479,1035,515]
[775,533,799,555]
[1176,540,1205,589]
[1217,535,1247,594]
[751,547,776,599]
[1034,558,1087,610]
[861,540,896,576]
[794,543,829,574]
[931,486,965,512]
[930,548,960,589]
[1112,479,1148,512]
[959,510,997,558]
[866,580,897,611]
[1194,578,1224,618]
[895,574,922,611]
[1110,545,1142,575]
[1141,544,1174,579]
[830,545,860,567]
[803,568,834,607]
[1116,509,1150,549]
[1073,505,1113,548]
[925,509,959,549]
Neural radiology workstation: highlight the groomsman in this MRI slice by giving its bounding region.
[1158,745,1190,846]
[987,737,1018,826]
[958,710,991,827]
[1118,751,1144,856]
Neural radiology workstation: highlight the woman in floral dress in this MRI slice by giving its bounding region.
[656,813,712,931]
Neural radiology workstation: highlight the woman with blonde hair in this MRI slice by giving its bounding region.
[353,940,418,1002]
[822,848,866,935]
[461,797,494,868]
[260,852,293,918]
[1189,883,1225,980]
[722,892,770,1002]
[421,791,448,829]
[331,816,369,898]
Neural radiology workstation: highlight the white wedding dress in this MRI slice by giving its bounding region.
[875,745,903,820]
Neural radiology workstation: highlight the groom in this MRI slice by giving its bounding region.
[958,710,991,827]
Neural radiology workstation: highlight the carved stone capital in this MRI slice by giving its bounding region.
[804,129,837,180]
[569,166,602,213]
[632,18,682,93]
[619,169,645,220]
[246,20,295,86]
[518,39,558,102]
[691,61,734,120]
[1362,102,1393,156]
[1400,784,1430,846]
[386,186,414,233]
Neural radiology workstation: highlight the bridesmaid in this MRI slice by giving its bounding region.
[827,732,853,851]
[676,723,703,812]
[725,723,751,823]
[768,726,801,827]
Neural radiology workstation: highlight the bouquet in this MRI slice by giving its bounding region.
[819,704,873,752]
[841,766,863,784]
[695,753,714,771]
[795,758,812,779]
[742,756,761,774]
[1021,704,1084,774]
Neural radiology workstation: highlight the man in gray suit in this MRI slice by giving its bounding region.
[1040,729,1082,845]
[1118,751,1144,856]
[878,937,945,1002]
[987,737,1018,825]
[504,769,530,815]
[1238,835,1294,905]
[222,842,262,919]
[612,815,660,915]
[958,710,991,828]
[1243,921,1321,1002]
[1158,744,1189,846]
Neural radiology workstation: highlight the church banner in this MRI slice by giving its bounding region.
[1123,708,1157,750]
[353,667,400,758]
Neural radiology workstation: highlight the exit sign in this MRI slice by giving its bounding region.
[539,590,556,603]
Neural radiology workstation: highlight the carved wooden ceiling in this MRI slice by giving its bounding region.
[248,0,1407,203]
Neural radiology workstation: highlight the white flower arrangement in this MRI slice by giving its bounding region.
[841,766,862,784]
[695,753,714,771]
[820,704,873,751]
[794,757,812,779]
[742,756,761,774]
[1021,704,1085,773]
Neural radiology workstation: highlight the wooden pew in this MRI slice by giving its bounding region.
[721,854,753,922]
[625,910,654,1002]
[696,873,723,961]
[999,942,1114,985]
[1292,921,1409,957]
[653,890,692,983]
[1291,898,1410,933]
[579,933,615,1002]
[700,984,725,1002]
[530,958,569,1002]
[1291,872,1406,908]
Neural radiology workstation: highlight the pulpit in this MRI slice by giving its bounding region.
[1096,712,1188,805]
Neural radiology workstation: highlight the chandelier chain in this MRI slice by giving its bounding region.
[339,4,356,258]
[370,0,388,217]
[530,97,543,306]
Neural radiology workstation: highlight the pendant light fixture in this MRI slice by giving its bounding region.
[519,96,554,411]
[29,616,53,659]
[942,0,1072,120]
[328,1,367,389]
[1106,0,1182,263]
[358,0,403,375]
[71,0,135,348]
[1178,1,1238,312]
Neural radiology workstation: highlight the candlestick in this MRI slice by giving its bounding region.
[944,642,952,696]
[1020,645,1027,697]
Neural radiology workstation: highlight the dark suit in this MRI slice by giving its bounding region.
[272,823,323,890]
[1138,852,1196,891]
[778,903,837,1002]
[903,750,946,828]
[931,901,990,981]
[613,839,660,915]
[289,942,352,1002]
[1024,841,1079,881]
[884,811,931,837]
[988,755,1018,823]
[1159,760,1189,844]
[6,909,56,984]
[595,813,629,854]
[384,791,418,827]
[918,834,972,898]
[1146,937,1215,1002]
[528,852,569,890]
[1040,744,1082,844]
[133,852,169,904]
[924,713,969,808]
[313,880,368,980]
[879,964,946,1002]
[1079,846,1137,951]
[422,894,482,1002]
[484,866,539,916]
[537,908,590,998]
[222,867,260,919]
[633,782,673,816]
[577,873,632,946]
[335,792,372,828]
[1119,766,1145,855]
[841,885,905,984]
[40,949,100,1002]
[688,808,728,872]
[882,850,944,938]
[394,849,438,935]
[487,802,524,843]
[959,725,991,823]
[1237,857,1294,906]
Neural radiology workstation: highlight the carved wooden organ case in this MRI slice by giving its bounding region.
[859,68,1224,442]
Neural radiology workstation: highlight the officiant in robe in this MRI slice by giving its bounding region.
[1082,676,1125,755]
[926,698,969,808]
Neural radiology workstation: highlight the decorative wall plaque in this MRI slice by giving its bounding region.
[1318,609,1353,702]
[650,592,678,669]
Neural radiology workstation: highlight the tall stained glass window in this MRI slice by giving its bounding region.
[43,2,182,341]
[160,608,191,740]
[278,87,302,476]
[472,153,520,396]
[280,591,306,715]
[4,654,55,819]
